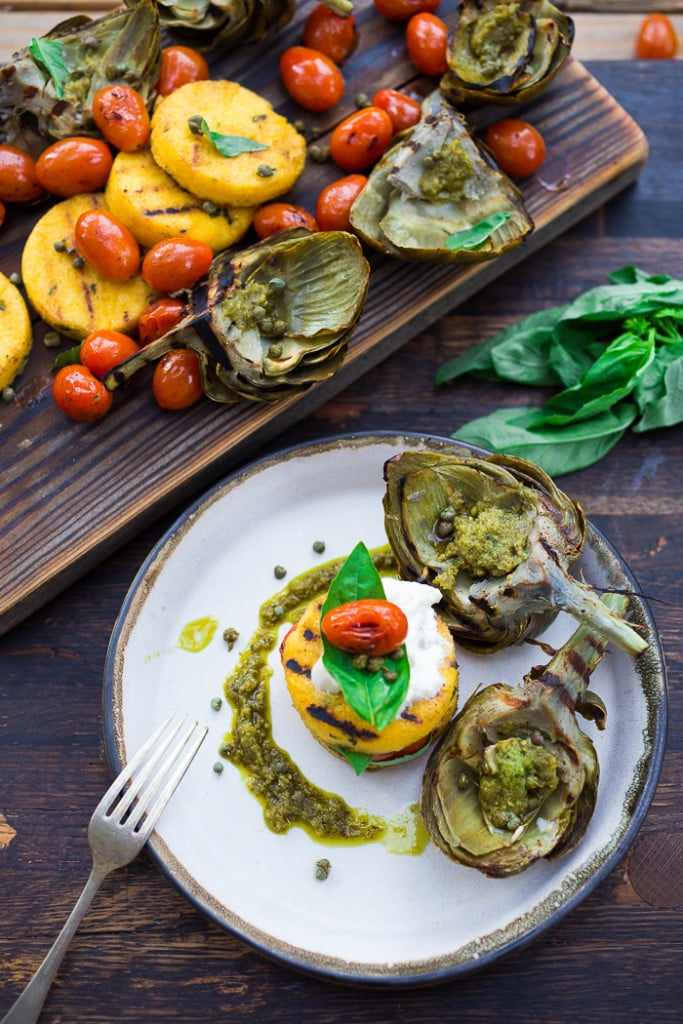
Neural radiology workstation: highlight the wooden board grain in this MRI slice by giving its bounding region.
[0,0,648,636]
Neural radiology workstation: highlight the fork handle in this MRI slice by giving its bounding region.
[1,863,110,1024]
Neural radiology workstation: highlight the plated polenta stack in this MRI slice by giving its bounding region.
[280,543,458,774]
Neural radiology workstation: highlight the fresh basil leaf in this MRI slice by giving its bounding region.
[197,118,269,158]
[453,403,637,476]
[29,38,69,99]
[608,266,674,287]
[321,541,385,613]
[634,345,683,431]
[340,750,374,776]
[52,343,82,371]
[446,211,512,252]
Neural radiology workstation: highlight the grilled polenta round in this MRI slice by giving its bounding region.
[150,80,307,208]
[105,149,255,252]
[0,271,32,390]
[281,589,459,769]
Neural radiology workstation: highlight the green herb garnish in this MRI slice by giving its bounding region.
[51,344,82,372]
[191,117,269,158]
[29,37,69,99]
[320,542,410,738]
[446,211,513,252]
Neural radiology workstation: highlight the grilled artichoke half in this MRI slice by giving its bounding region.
[440,0,574,107]
[0,0,161,155]
[104,228,369,403]
[420,592,627,877]
[349,97,533,263]
[382,450,648,656]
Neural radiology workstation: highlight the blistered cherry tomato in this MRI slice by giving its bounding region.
[52,364,113,422]
[484,119,546,178]
[92,85,150,152]
[152,349,203,409]
[279,46,345,112]
[35,138,113,197]
[253,202,318,239]
[372,88,422,133]
[330,107,394,171]
[374,0,440,21]
[635,14,678,59]
[157,45,210,96]
[79,329,140,378]
[321,599,409,656]
[405,12,449,76]
[75,209,140,282]
[303,4,359,63]
[0,145,43,203]
[315,174,367,231]
[138,297,186,344]
[141,237,213,293]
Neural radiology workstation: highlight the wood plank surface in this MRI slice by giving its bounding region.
[0,0,650,635]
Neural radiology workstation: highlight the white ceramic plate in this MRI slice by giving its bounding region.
[103,433,667,986]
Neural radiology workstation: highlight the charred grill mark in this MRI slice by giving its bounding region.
[306,704,378,741]
[540,535,562,565]
[285,658,311,679]
[303,628,318,641]
[469,594,496,614]
[400,710,420,723]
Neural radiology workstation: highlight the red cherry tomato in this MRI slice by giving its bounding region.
[315,174,367,231]
[373,0,440,21]
[35,138,113,197]
[79,329,140,378]
[52,364,113,422]
[141,237,213,293]
[635,14,678,59]
[0,145,43,203]
[75,209,141,282]
[372,88,422,133]
[157,45,210,96]
[253,202,318,239]
[321,599,409,656]
[405,12,449,76]
[303,4,359,64]
[138,297,186,344]
[484,119,546,178]
[92,85,151,152]
[330,107,394,171]
[279,46,345,112]
[152,349,203,409]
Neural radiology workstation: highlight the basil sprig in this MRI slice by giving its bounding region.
[190,117,269,158]
[29,38,69,99]
[320,542,410,736]
[437,266,683,475]
[446,211,513,252]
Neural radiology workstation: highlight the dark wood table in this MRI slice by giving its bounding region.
[2,61,682,1022]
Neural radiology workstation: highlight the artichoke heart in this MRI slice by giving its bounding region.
[440,0,574,107]
[104,228,370,403]
[420,592,628,876]
[0,0,161,154]
[349,99,533,263]
[382,449,648,655]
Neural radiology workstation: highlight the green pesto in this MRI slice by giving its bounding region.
[436,499,533,584]
[479,736,559,831]
[178,616,219,652]
[468,3,528,78]
[219,546,429,852]
[219,279,272,331]
[419,139,474,202]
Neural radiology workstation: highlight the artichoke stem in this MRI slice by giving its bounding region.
[103,328,187,391]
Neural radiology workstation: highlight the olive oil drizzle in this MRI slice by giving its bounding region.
[218,546,430,854]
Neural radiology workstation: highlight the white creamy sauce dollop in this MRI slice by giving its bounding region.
[310,578,452,713]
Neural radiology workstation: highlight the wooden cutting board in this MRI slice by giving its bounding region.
[0,0,648,636]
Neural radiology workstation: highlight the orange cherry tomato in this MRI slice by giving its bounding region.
[35,137,113,197]
[484,118,546,178]
[92,85,151,152]
[157,45,210,96]
[52,364,113,422]
[321,599,409,656]
[0,145,43,203]
[152,349,203,409]
[303,4,359,64]
[75,209,141,282]
[80,329,140,378]
[372,88,422,133]
[141,237,213,293]
[330,107,394,171]
[138,297,186,344]
[315,174,367,231]
[279,46,345,112]
[635,14,678,59]
[253,202,318,239]
[405,12,449,76]
[374,0,440,21]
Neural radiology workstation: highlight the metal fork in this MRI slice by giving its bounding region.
[1,711,208,1024]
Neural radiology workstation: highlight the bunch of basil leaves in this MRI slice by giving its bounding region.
[436,267,683,476]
